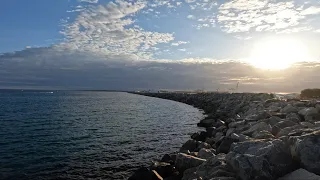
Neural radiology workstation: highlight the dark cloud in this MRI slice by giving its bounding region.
[1,47,320,92]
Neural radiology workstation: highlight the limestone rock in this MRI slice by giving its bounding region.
[175,153,206,173]
[278,168,320,180]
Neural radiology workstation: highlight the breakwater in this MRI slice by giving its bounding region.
[129,92,320,180]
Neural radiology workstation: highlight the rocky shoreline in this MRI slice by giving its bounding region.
[128,92,320,180]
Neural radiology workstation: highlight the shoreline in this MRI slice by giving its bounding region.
[128,92,320,180]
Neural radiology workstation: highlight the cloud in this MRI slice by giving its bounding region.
[79,0,99,3]
[185,0,196,3]
[187,15,196,19]
[171,41,189,46]
[60,0,175,60]
[1,47,320,92]
[217,0,320,33]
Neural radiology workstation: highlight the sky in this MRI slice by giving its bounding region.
[1,0,320,92]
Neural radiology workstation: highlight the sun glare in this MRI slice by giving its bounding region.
[247,38,310,70]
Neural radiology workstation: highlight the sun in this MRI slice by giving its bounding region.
[247,37,310,70]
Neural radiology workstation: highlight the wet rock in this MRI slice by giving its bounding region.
[180,140,199,152]
[128,167,164,180]
[205,137,215,146]
[217,137,239,154]
[291,130,320,175]
[151,162,176,178]
[175,153,206,173]
[226,139,297,180]
[278,168,320,180]
[161,154,173,164]
[191,132,207,142]
[281,104,298,113]
[242,122,272,136]
[206,127,217,137]
[182,154,236,180]
[198,118,215,127]
[196,142,211,151]
[214,132,224,142]
[198,148,216,159]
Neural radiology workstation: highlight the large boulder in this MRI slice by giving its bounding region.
[128,167,164,180]
[291,130,320,175]
[244,111,271,121]
[198,119,215,127]
[226,139,297,180]
[278,168,320,180]
[196,142,211,151]
[241,122,272,136]
[175,153,206,173]
[180,140,199,152]
[272,120,298,136]
[228,120,246,128]
[281,104,298,113]
[299,107,320,122]
[182,154,236,180]
[198,148,216,159]
[217,137,239,154]
[230,133,251,142]
[286,113,302,123]
[151,162,176,178]
[262,116,282,126]
[276,125,305,137]
[252,130,275,139]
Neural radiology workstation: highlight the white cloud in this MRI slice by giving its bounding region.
[79,0,99,3]
[187,15,195,19]
[60,0,175,60]
[178,48,187,51]
[185,0,196,3]
[217,0,320,33]
[171,41,189,46]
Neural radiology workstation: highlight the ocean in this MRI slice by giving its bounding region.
[0,91,203,180]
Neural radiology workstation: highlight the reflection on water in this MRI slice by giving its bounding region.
[0,91,203,180]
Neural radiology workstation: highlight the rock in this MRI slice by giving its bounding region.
[228,120,246,128]
[245,111,271,121]
[151,162,176,178]
[214,132,224,142]
[196,142,211,151]
[230,133,251,142]
[129,167,164,180]
[180,140,199,152]
[262,116,282,126]
[278,168,320,180]
[281,104,298,113]
[217,137,239,154]
[205,137,215,146]
[268,105,281,112]
[276,125,304,137]
[305,112,320,122]
[206,127,217,137]
[175,153,206,173]
[271,112,287,119]
[226,128,235,137]
[216,120,226,127]
[301,122,315,128]
[252,130,275,139]
[293,101,306,107]
[198,119,215,127]
[161,154,172,163]
[286,113,302,123]
[291,130,320,175]
[182,153,236,180]
[242,122,272,136]
[316,104,320,112]
[298,107,318,117]
[209,177,236,180]
[272,120,298,136]
[198,148,216,159]
[315,121,320,127]
[191,131,207,141]
[226,139,297,180]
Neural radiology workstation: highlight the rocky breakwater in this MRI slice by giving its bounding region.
[128,93,320,180]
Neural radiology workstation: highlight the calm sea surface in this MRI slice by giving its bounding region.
[0,91,203,180]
